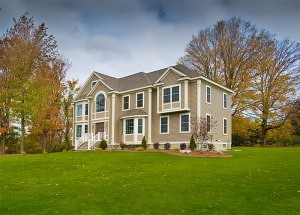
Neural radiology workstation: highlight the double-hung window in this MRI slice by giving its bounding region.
[206,85,211,104]
[77,104,82,116]
[76,125,82,137]
[163,85,180,104]
[85,104,88,115]
[160,116,169,134]
[223,93,227,109]
[123,95,130,110]
[125,119,134,134]
[136,92,144,108]
[180,114,190,132]
[206,114,211,133]
[138,119,143,134]
[223,118,228,135]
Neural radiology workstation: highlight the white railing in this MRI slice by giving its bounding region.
[75,133,91,150]
[89,132,107,149]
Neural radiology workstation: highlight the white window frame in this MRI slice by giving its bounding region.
[223,118,228,135]
[206,85,211,104]
[137,118,144,135]
[206,113,211,133]
[223,93,227,109]
[76,104,83,116]
[125,118,134,135]
[136,92,144,109]
[85,103,89,116]
[160,115,169,134]
[76,125,82,137]
[162,84,181,104]
[95,91,106,112]
[180,113,190,133]
[122,95,130,111]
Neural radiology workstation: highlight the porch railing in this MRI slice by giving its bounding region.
[75,132,107,150]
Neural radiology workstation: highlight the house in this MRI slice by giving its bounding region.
[72,64,233,150]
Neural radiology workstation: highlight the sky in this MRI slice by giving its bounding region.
[1,0,300,85]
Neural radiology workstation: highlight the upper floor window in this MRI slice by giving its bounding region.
[180,113,190,133]
[91,81,97,88]
[85,104,88,115]
[206,85,211,104]
[163,85,180,104]
[123,95,130,110]
[76,104,82,116]
[206,114,211,133]
[160,116,169,134]
[223,118,228,135]
[136,92,144,108]
[96,93,105,112]
[223,93,227,109]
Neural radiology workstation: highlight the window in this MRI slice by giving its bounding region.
[223,93,227,109]
[138,118,143,134]
[163,88,171,103]
[163,85,180,104]
[77,104,82,116]
[96,93,105,112]
[136,92,144,108]
[206,114,211,133]
[223,118,227,135]
[206,86,211,104]
[172,86,179,102]
[160,116,169,134]
[84,125,88,134]
[85,104,88,115]
[76,125,82,137]
[125,119,134,134]
[91,81,97,88]
[123,95,130,110]
[180,114,190,132]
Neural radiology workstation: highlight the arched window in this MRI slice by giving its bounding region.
[96,93,105,112]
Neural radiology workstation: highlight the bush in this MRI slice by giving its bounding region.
[173,147,180,152]
[120,143,125,150]
[129,144,135,150]
[164,142,171,150]
[136,147,144,151]
[99,139,107,150]
[208,143,214,151]
[189,135,196,151]
[95,147,102,151]
[141,136,147,149]
[180,143,186,150]
[153,142,159,149]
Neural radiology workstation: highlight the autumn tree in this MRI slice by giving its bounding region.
[250,39,300,146]
[0,14,60,153]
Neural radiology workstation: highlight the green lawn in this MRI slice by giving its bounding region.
[0,148,299,215]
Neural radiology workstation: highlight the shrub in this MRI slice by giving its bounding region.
[208,143,214,151]
[189,135,196,151]
[95,147,102,151]
[129,144,135,150]
[141,136,147,149]
[99,139,107,150]
[153,142,159,149]
[120,143,125,150]
[173,147,180,152]
[136,147,144,151]
[180,143,186,150]
[164,142,171,150]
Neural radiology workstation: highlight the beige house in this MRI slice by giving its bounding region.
[72,65,233,150]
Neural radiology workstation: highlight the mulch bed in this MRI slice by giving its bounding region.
[161,150,232,157]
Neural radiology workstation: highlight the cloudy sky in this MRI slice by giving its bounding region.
[1,0,299,84]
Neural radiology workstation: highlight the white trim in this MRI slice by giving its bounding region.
[206,85,211,104]
[223,118,228,135]
[148,88,152,144]
[193,76,234,94]
[184,80,189,109]
[162,84,181,104]
[119,85,153,94]
[122,95,130,111]
[197,80,201,118]
[120,114,148,120]
[223,93,228,109]
[111,93,115,144]
[76,103,83,117]
[160,115,169,134]
[155,67,186,84]
[136,91,144,109]
[137,118,145,135]
[157,86,160,113]
[180,113,190,133]
[206,113,211,133]
[74,72,100,101]
[88,79,113,96]
[94,91,107,101]
[91,81,97,89]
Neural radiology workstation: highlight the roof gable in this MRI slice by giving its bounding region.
[74,72,101,101]
[155,66,186,83]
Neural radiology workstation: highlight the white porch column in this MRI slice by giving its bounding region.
[197,80,201,118]
[123,120,126,144]
[184,80,189,109]
[111,93,115,145]
[134,118,138,144]
[148,88,152,144]
[157,86,160,113]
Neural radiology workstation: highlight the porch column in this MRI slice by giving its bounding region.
[157,86,160,113]
[148,88,152,144]
[88,98,92,134]
[134,118,138,144]
[197,80,201,118]
[184,80,189,109]
[111,93,115,145]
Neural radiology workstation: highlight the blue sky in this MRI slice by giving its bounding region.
[1,0,299,84]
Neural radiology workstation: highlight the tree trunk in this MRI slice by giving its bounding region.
[42,130,48,153]
[20,117,25,154]
[0,134,4,154]
[261,120,268,147]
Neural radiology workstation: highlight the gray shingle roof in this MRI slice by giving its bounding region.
[120,109,148,118]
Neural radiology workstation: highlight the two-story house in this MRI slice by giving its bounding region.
[73,64,233,150]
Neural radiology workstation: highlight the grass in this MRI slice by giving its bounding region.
[0,147,299,214]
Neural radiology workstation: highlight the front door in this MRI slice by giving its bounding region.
[95,122,104,134]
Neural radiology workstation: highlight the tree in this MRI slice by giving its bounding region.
[179,17,268,116]
[189,135,196,151]
[0,14,59,153]
[141,136,147,149]
[190,117,217,150]
[250,39,300,146]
